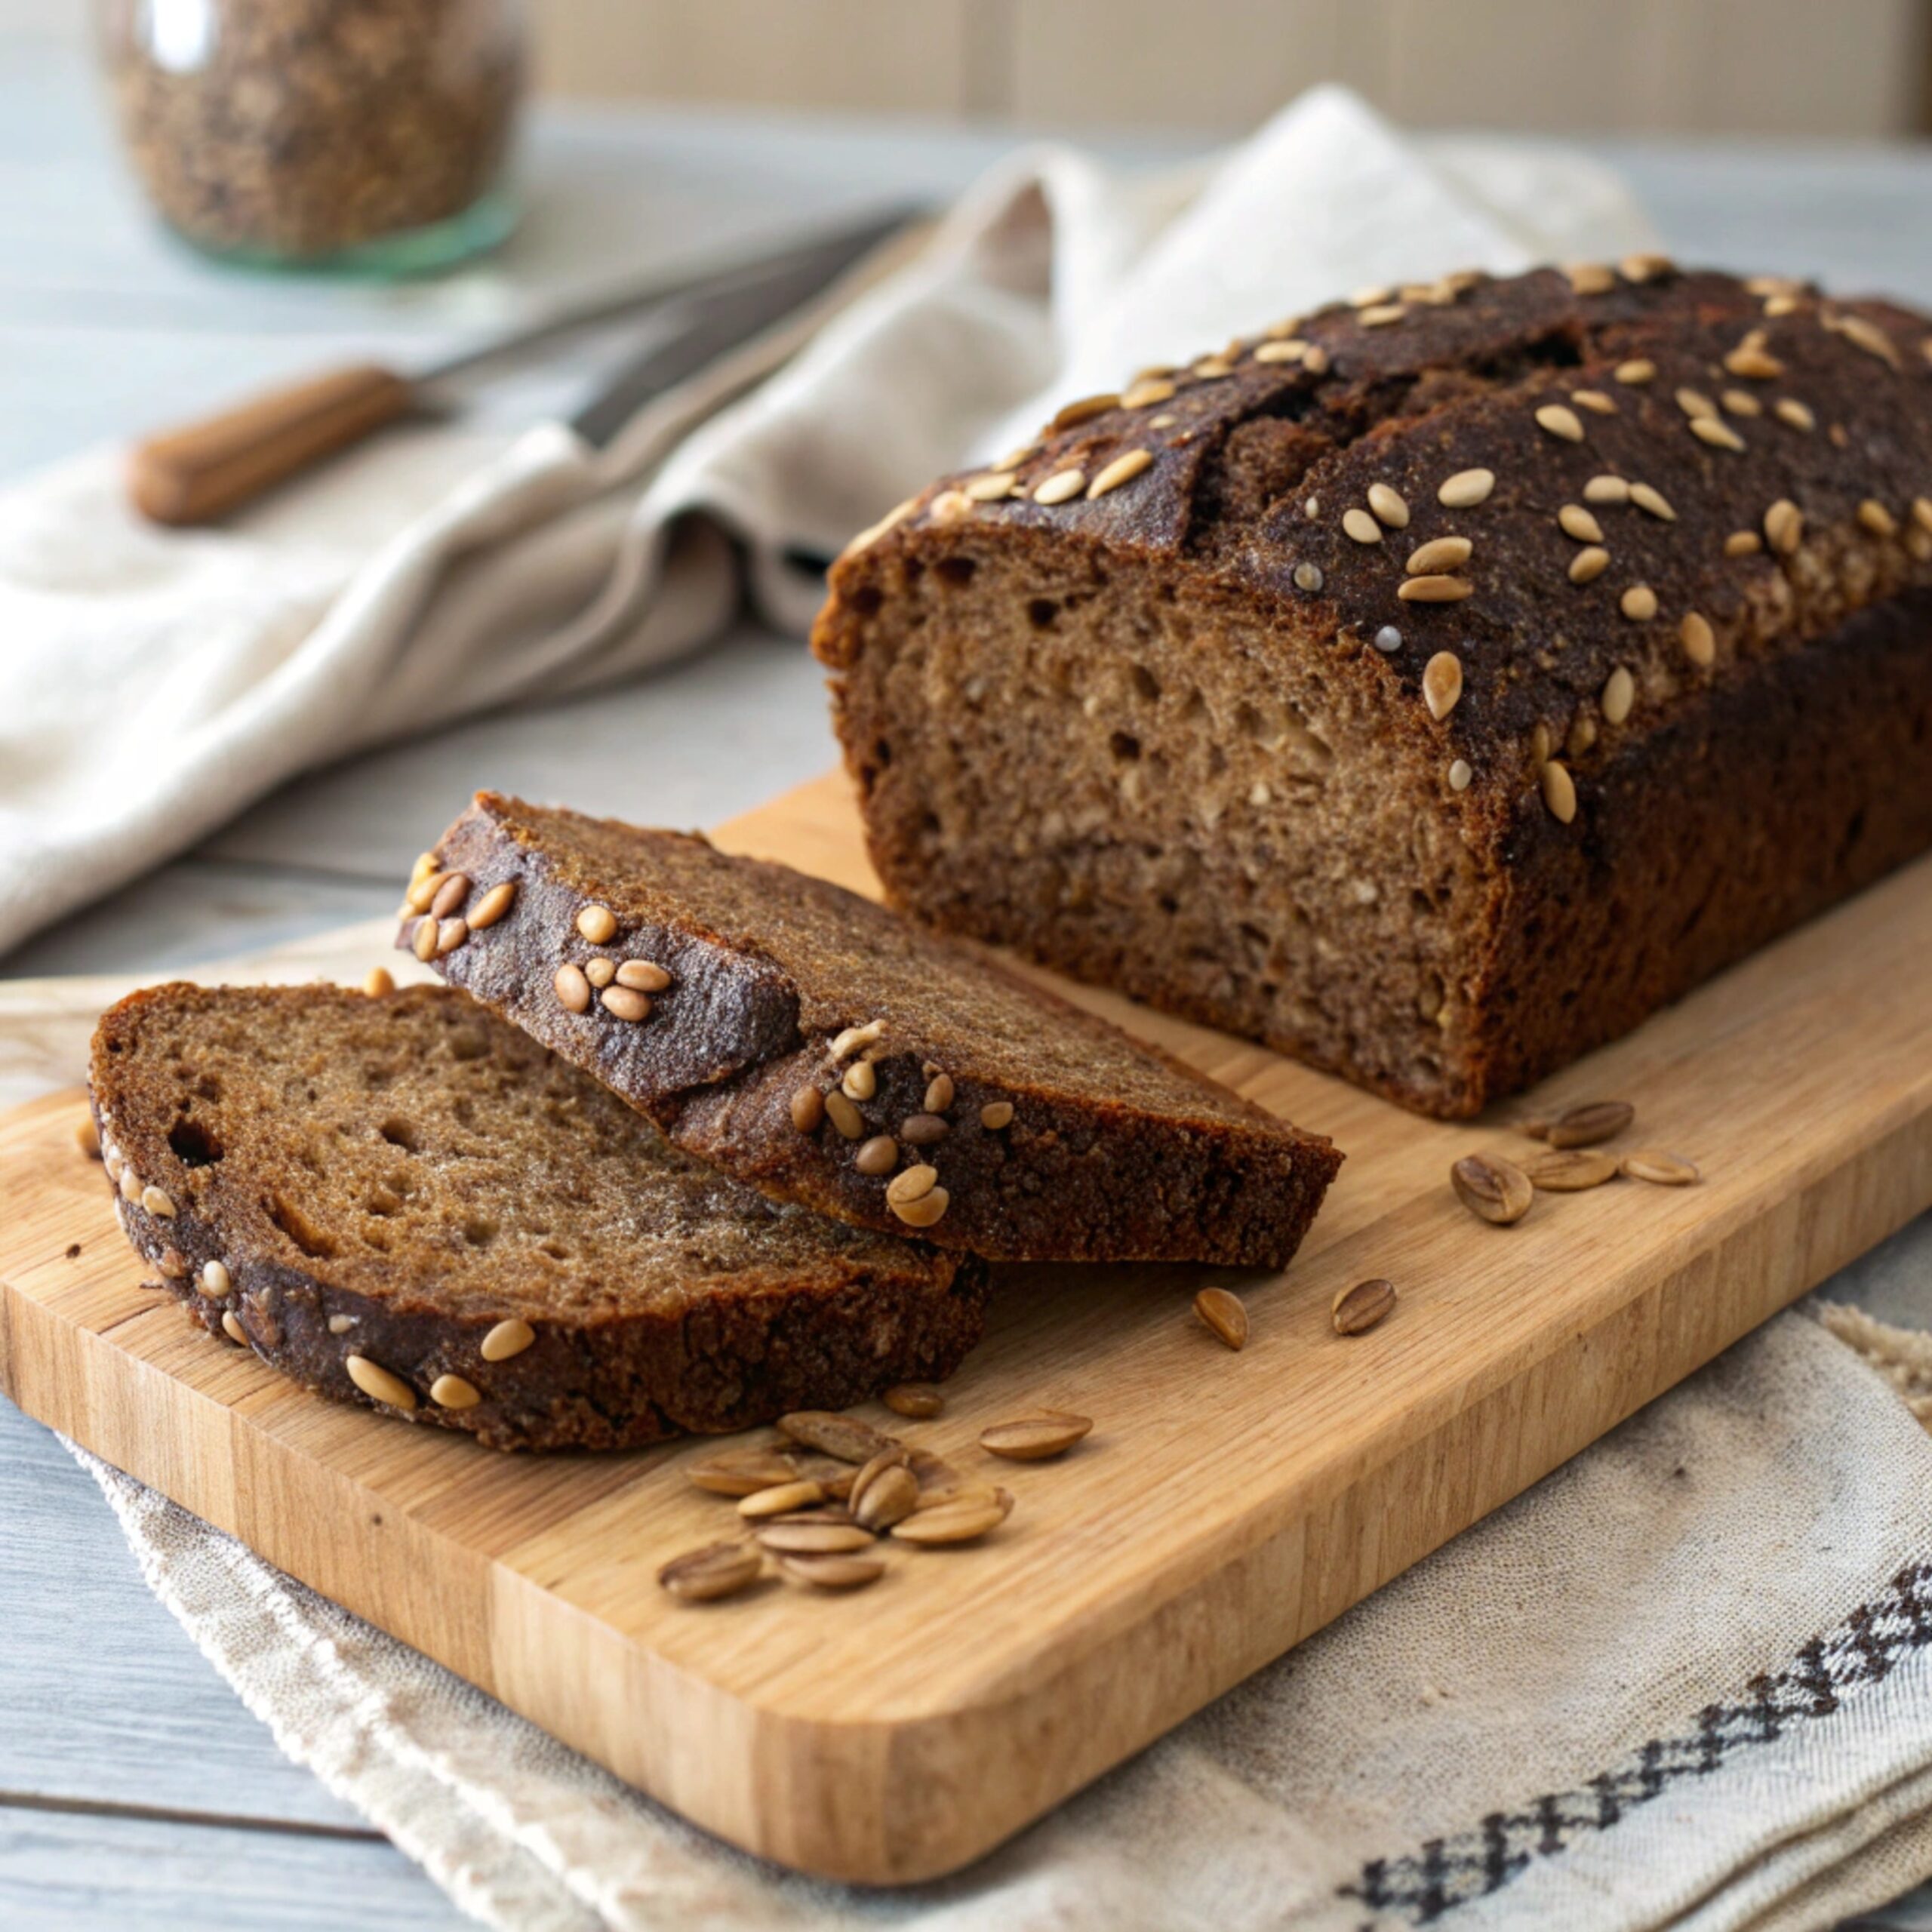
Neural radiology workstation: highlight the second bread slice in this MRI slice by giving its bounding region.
[407,793,1343,1267]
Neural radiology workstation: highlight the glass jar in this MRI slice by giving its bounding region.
[97,0,525,275]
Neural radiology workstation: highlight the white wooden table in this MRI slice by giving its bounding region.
[2,35,1930,1929]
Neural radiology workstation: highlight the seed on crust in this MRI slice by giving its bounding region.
[824,1090,865,1139]
[886,1164,938,1206]
[1546,1100,1635,1148]
[923,1072,954,1114]
[615,959,671,992]
[688,1447,801,1497]
[1614,358,1656,385]
[900,1112,948,1145]
[481,1317,535,1361]
[1399,574,1474,604]
[1675,386,1717,420]
[790,1085,825,1133]
[738,1478,829,1518]
[1293,561,1324,593]
[841,1059,877,1101]
[158,1247,186,1278]
[1367,482,1410,529]
[758,1520,877,1555]
[778,1552,886,1589]
[200,1260,232,1297]
[1406,537,1472,574]
[1601,666,1635,725]
[853,1465,921,1532]
[1620,252,1673,281]
[346,1355,417,1411]
[1831,312,1900,365]
[1583,475,1630,506]
[429,872,469,920]
[1448,758,1472,792]
[779,1410,893,1463]
[1032,468,1086,506]
[1774,398,1816,432]
[1525,1148,1620,1191]
[575,904,618,944]
[1680,611,1716,666]
[1051,392,1120,429]
[893,1500,1008,1545]
[980,1101,1015,1130]
[891,1186,949,1229]
[1535,403,1584,442]
[430,1374,481,1411]
[1690,417,1746,451]
[1450,1154,1534,1226]
[1343,507,1383,544]
[884,1383,944,1419]
[1421,651,1463,720]
[221,1310,248,1345]
[1124,377,1177,405]
[1724,530,1763,557]
[363,967,395,998]
[1193,1286,1249,1350]
[1541,760,1577,824]
[1571,389,1617,416]
[1622,1148,1701,1186]
[1557,504,1602,543]
[1628,483,1675,521]
[1568,546,1611,585]
[1725,344,1785,380]
[1764,498,1804,554]
[1332,1277,1396,1335]
[1858,499,1899,537]
[1088,450,1153,499]
[553,964,591,1014]
[1437,468,1494,508]
[856,1135,898,1176]
[1721,388,1761,418]
[1565,262,1615,295]
[829,1021,883,1060]
[601,986,651,1023]
[1620,584,1659,622]
[412,918,439,962]
[964,471,1017,502]
[981,1412,1092,1460]
[433,918,468,957]
[1252,341,1303,365]
[660,1541,762,1601]
[142,1184,177,1218]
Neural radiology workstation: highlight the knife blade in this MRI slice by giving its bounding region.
[125,205,921,528]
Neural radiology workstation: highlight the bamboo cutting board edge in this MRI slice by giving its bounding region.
[0,770,1928,1884]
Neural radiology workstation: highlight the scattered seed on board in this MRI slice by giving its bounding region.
[468,880,516,930]
[1545,1100,1635,1148]
[660,1542,762,1602]
[791,1086,826,1133]
[1332,1278,1397,1336]
[1193,1286,1249,1351]
[431,1374,481,1411]
[363,966,395,998]
[854,1466,921,1532]
[1438,468,1494,508]
[980,1101,1015,1131]
[575,904,618,944]
[688,1447,801,1497]
[779,1552,885,1590]
[848,1444,910,1510]
[884,1383,944,1420]
[779,1410,892,1463]
[1525,1149,1620,1191]
[1451,1153,1534,1226]
[739,1479,828,1519]
[481,1317,535,1361]
[980,1413,1093,1461]
[554,964,591,1014]
[1622,1149,1702,1186]
[758,1521,877,1555]
[893,1500,1008,1546]
[856,1135,898,1177]
[345,1354,417,1411]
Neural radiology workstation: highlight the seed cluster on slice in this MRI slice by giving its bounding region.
[1448,1097,1700,1230]
[659,1398,1096,1603]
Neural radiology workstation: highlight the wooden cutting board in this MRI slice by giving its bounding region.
[2,771,1929,1886]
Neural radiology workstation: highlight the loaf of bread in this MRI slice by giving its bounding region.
[408,793,1340,1267]
[91,982,986,1451]
[813,263,1932,1117]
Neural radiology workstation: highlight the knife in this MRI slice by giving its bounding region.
[125,206,920,528]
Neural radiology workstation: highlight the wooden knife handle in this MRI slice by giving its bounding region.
[127,363,415,526]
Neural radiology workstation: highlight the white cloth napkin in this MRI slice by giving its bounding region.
[0,85,1653,960]
[68,1235,1932,1932]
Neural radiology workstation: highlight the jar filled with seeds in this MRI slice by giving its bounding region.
[96,0,525,274]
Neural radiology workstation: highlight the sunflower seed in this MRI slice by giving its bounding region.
[615,959,672,992]
[884,1383,945,1420]
[886,1164,937,1206]
[1628,483,1675,521]
[757,1521,877,1555]
[1764,498,1804,554]
[1422,651,1463,719]
[1620,584,1659,622]
[1858,499,1899,537]
[1331,1277,1396,1335]
[1525,1149,1620,1191]
[1601,666,1635,725]
[1546,1100,1635,1148]
[738,1479,829,1518]
[1542,759,1577,824]
[892,1500,1008,1546]
[1774,398,1816,432]
[345,1354,417,1411]
[1690,417,1746,452]
[1568,545,1611,584]
[854,1465,921,1532]
[1437,468,1495,508]
[1367,482,1411,529]
[1681,611,1716,666]
[847,1444,911,1510]
[1614,359,1656,385]
[1558,504,1602,543]
[660,1541,763,1601]
[1400,574,1474,604]
[1088,450,1153,498]
[1536,404,1584,442]
[980,1412,1092,1461]
[1032,468,1087,506]
[964,471,1018,501]
[688,1447,802,1497]
[1583,474,1630,505]
[1343,507,1383,544]
[1622,1149,1702,1186]
[1571,389,1617,415]
[779,1410,893,1463]
[1192,1286,1249,1350]
[1450,1154,1534,1226]
[1407,536,1472,574]
[777,1552,885,1590]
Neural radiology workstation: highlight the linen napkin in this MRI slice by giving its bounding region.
[67,1227,1932,1932]
[0,84,1653,960]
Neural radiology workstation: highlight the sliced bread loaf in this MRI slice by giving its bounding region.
[405,792,1342,1267]
[90,981,986,1451]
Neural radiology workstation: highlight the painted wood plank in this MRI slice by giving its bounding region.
[3,770,1928,1886]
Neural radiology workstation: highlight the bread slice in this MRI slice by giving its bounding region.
[405,792,1342,1267]
[90,981,986,1451]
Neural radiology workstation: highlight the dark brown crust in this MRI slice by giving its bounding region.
[413,795,1342,1267]
[814,264,1932,1115]
[90,983,988,1453]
